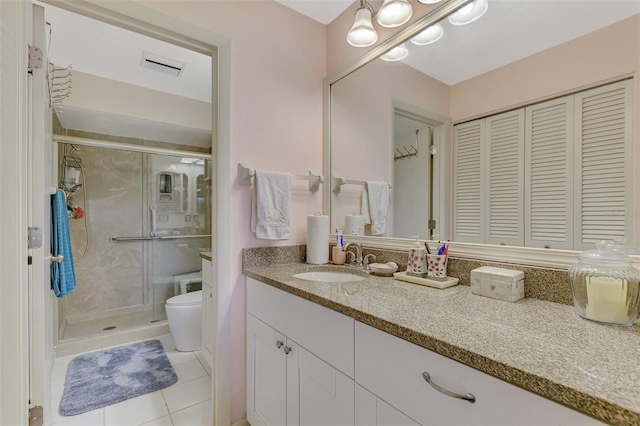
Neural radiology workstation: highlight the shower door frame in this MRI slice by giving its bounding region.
[55,137,213,328]
[34,1,232,425]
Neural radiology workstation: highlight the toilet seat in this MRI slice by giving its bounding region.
[166,290,202,307]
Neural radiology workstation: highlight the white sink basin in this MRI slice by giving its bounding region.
[293,271,365,283]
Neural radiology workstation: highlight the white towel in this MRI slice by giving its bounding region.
[361,181,389,235]
[251,170,292,240]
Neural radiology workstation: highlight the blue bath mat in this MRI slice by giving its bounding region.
[59,339,177,416]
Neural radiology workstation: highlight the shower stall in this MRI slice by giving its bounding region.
[56,136,212,342]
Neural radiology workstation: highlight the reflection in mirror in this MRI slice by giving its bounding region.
[329,0,639,253]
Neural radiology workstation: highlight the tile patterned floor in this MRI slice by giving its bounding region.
[50,335,212,426]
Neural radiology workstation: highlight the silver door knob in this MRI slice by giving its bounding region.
[50,254,64,263]
[284,346,292,355]
[276,340,284,349]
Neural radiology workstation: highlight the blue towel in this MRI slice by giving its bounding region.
[51,189,76,297]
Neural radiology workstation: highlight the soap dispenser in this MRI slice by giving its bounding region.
[407,236,427,277]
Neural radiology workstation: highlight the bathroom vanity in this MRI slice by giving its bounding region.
[243,262,640,426]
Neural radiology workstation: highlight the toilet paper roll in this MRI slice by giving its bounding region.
[307,214,330,264]
[345,215,365,236]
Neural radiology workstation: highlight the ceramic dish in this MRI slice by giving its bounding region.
[369,262,399,277]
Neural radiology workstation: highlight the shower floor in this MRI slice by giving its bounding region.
[62,311,158,340]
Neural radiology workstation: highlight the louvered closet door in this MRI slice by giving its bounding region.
[453,120,485,243]
[573,79,633,251]
[484,110,524,246]
[525,97,574,250]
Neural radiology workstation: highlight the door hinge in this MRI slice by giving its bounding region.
[28,45,43,74]
[29,406,43,426]
[428,219,436,230]
[27,255,32,265]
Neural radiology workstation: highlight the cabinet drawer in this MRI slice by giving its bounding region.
[247,278,354,377]
[202,258,213,285]
[355,322,602,425]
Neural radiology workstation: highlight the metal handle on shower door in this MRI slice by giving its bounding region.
[149,204,157,237]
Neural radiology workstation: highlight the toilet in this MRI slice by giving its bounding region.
[165,290,202,351]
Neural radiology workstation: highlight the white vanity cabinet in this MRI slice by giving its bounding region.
[246,278,355,426]
[355,321,603,426]
[201,257,213,369]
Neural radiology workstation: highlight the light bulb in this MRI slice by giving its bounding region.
[381,43,409,62]
[410,23,444,46]
[417,0,443,3]
[377,0,413,28]
[347,7,378,47]
[448,0,488,26]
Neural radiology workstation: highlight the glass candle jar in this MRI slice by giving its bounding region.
[568,241,640,326]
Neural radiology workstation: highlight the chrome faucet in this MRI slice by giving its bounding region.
[344,242,363,266]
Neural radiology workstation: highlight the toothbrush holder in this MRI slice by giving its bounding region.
[427,255,448,278]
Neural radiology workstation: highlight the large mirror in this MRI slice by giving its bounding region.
[328,0,639,265]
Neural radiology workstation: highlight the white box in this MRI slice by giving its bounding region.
[470,267,525,302]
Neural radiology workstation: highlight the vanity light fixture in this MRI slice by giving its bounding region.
[377,0,414,28]
[381,43,409,61]
[417,0,443,3]
[410,23,444,45]
[448,0,488,26]
[347,1,378,47]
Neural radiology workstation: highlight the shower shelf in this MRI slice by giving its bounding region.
[108,234,211,243]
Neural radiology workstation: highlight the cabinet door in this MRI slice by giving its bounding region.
[202,282,213,369]
[247,315,287,426]
[573,79,633,251]
[453,119,485,243]
[287,341,354,426]
[525,96,574,250]
[484,110,524,246]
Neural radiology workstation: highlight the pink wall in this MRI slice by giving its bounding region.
[450,15,640,122]
[137,1,325,421]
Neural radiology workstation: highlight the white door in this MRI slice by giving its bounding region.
[247,314,287,426]
[0,1,35,425]
[287,342,354,426]
[29,4,55,423]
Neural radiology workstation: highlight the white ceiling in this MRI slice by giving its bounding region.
[275,0,354,24]
[403,0,640,85]
[42,3,212,103]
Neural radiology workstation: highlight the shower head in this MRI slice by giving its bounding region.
[67,183,83,193]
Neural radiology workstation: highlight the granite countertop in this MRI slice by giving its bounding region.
[199,251,212,261]
[243,263,640,426]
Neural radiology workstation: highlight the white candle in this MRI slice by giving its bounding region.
[585,276,629,324]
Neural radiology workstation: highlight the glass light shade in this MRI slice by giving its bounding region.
[376,0,413,28]
[448,0,488,26]
[410,23,444,46]
[347,7,378,47]
[417,0,443,3]
[381,43,409,62]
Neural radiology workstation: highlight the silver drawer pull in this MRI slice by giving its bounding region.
[284,346,292,355]
[276,340,284,349]
[422,371,476,403]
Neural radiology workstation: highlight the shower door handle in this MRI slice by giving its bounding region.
[149,205,157,237]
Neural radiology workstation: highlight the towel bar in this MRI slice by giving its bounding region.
[331,173,392,193]
[109,234,212,243]
[238,162,324,192]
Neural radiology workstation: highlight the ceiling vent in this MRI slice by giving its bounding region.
[140,51,186,77]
